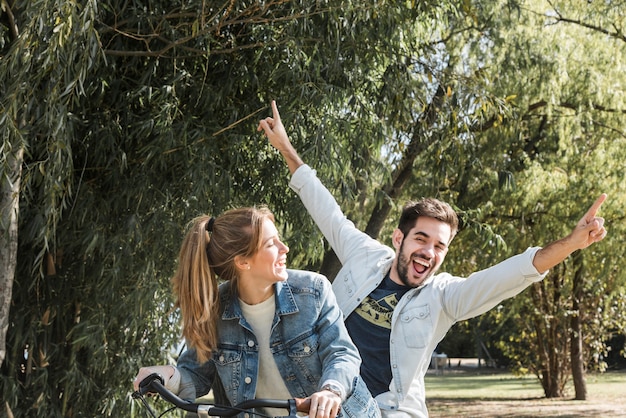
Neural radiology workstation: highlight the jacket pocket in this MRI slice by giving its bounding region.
[399,304,432,348]
[213,348,243,391]
[287,333,319,358]
[285,333,322,384]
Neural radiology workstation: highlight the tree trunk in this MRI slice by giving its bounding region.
[571,252,588,400]
[0,145,24,367]
[364,84,446,240]
[531,272,568,398]
[320,85,447,279]
[319,248,342,281]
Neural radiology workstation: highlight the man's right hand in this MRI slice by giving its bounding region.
[258,100,304,174]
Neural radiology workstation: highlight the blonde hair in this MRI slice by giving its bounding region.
[171,207,275,363]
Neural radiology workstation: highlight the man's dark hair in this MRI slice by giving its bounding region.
[398,198,459,242]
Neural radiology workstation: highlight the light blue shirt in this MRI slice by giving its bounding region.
[289,164,547,417]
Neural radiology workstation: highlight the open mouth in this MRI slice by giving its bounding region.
[412,257,430,275]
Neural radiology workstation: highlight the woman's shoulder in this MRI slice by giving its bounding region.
[286,268,326,281]
[278,270,339,311]
[285,269,330,290]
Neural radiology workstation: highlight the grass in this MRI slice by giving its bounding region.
[426,372,544,398]
[424,369,626,417]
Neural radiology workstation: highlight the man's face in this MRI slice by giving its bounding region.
[390,216,452,288]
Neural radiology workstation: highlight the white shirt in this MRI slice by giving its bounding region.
[240,295,292,416]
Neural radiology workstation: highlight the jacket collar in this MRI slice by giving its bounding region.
[220,280,299,320]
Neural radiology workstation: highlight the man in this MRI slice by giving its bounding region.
[258,101,607,417]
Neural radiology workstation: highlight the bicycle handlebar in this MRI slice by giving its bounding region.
[133,373,311,417]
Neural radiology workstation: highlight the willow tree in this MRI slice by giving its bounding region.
[0,1,467,417]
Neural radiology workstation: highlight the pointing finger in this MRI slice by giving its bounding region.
[271,100,281,123]
[583,193,607,222]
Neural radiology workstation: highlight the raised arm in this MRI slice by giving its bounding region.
[257,100,304,174]
[533,193,608,273]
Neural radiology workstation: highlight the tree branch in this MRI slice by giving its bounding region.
[543,0,625,42]
[0,0,19,39]
[99,0,328,58]
[551,15,626,43]
[364,83,447,238]
[523,100,626,119]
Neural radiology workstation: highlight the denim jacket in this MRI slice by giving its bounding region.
[289,164,547,417]
[176,269,380,418]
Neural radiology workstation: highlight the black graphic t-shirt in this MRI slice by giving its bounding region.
[345,273,410,397]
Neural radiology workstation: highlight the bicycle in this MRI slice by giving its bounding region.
[132,372,311,418]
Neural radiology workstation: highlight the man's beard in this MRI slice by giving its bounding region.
[395,240,432,288]
[395,250,415,288]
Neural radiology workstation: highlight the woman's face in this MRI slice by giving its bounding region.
[246,218,289,286]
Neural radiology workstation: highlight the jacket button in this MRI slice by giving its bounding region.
[248,340,255,347]
[245,376,252,384]
[304,346,311,353]
[219,355,225,362]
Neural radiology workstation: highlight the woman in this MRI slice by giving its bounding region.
[134,207,379,418]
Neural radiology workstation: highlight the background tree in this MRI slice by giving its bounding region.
[434,0,626,399]
[0,1,463,416]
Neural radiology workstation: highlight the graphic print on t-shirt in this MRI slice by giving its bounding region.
[352,293,399,329]
[345,274,410,397]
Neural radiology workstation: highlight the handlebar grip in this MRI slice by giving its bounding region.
[136,373,199,413]
[295,398,311,413]
[138,372,165,395]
